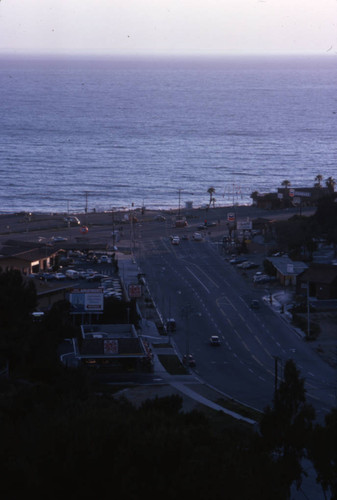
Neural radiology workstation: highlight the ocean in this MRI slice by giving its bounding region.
[0,54,336,214]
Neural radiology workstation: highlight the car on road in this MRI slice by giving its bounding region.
[210,335,221,346]
[198,222,216,230]
[166,318,176,332]
[192,232,203,241]
[64,216,80,225]
[51,236,68,242]
[171,236,180,245]
[183,354,196,367]
[154,215,166,222]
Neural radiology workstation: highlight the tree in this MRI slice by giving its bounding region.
[0,269,37,329]
[326,176,336,193]
[0,269,37,373]
[281,179,291,189]
[308,408,337,500]
[259,359,316,499]
[314,174,323,188]
[207,186,215,209]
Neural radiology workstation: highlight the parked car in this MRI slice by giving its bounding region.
[54,273,66,280]
[253,274,272,283]
[236,260,249,268]
[229,257,247,265]
[38,272,55,281]
[239,261,259,270]
[210,335,221,346]
[98,255,111,263]
[86,273,108,281]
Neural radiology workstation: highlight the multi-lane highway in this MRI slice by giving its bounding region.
[137,231,336,420]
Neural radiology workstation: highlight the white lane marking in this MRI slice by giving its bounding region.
[185,266,211,294]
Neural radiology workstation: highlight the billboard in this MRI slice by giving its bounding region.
[69,289,104,313]
[236,220,252,230]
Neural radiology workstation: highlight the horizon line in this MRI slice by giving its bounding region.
[0,50,334,59]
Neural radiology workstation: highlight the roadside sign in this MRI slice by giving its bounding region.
[227,212,235,222]
[128,284,142,298]
[289,189,295,197]
[69,289,104,313]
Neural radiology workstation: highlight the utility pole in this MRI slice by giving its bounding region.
[84,191,89,225]
[307,280,310,339]
[178,188,181,217]
[273,355,280,401]
[112,208,115,248]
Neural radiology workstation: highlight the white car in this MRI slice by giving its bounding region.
[51,236,68,242]
[171,236,180,245]
[193,232,202,241]
[64,216,80,225]
[54,273,66,280]
[210,335,221,346]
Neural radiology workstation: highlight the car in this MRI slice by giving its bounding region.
[98,255,111,263]
[250,300,260,309]
[38,272,55,281]
[229,257,247,265]
[171,236,180,245]
[240,261,259,270]
[210,335,221,346]
[86,273,108,281]
[154,215,166,222]
[51,236,68,242]
[183,354,196,367]
[64,216,80,225]
[54,273,66,280]
[253,274,270,283]
[166,318,176,332]
[192,232,203,241]
[236,260,249,268]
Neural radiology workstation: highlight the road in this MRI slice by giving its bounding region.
[137,231,336,420]
[1,205,334,419]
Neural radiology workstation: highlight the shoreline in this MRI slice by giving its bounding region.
[0,201,252,217]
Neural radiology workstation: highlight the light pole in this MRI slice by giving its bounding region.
[181,304,193,360]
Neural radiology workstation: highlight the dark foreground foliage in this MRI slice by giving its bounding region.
[0,269,336,500]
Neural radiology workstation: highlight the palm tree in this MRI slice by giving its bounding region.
[281,179,291,189]
[207,187,215,208]
[314,174,323,188]
[326,176,336,193]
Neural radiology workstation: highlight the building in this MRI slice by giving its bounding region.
[73,324,153,372]
[267,256,308,286]
[0,239,60,275]
[296,264,337,300]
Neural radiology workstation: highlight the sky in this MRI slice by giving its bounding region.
[0,0,336,56]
